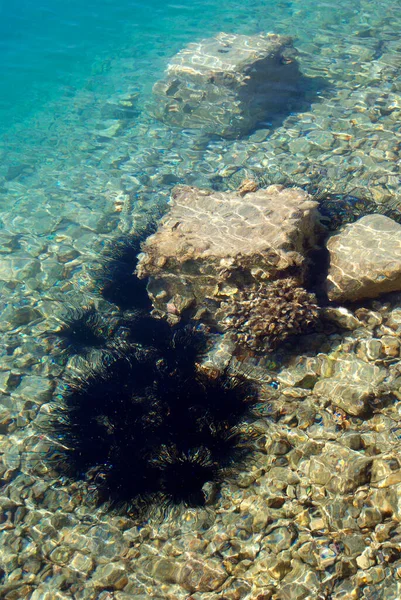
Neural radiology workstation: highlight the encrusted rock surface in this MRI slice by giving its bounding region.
[217,277,320,352]
[326,214,401,302]
[137,184,321,326]
[151,32,301,138]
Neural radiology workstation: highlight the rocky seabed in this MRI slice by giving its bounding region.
[2,5,401,598]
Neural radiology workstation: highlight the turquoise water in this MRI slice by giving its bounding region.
[0,0,274,132]
[3,0,400,215]
[0,0,376,133]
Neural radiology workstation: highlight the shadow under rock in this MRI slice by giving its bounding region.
[248,72,331,137]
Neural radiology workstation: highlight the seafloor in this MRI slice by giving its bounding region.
[2,0,401,598]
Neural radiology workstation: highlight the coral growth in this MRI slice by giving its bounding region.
[219,277,320,352]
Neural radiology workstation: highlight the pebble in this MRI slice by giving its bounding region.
[93,563,129,590]
[306,442,372,494]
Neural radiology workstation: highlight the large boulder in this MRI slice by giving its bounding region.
[136,184,322,328]
[326,214,401,302]
[151,32,302,138]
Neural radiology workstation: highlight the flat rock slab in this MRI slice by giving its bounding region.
[152,32,301,138]
[136,185,321,324]
[314,354,386,416]
[326,214,401,302]
[306,442,372,494]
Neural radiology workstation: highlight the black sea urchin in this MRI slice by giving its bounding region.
[95,230,154,310]
[49,323,258,514]
[49,306,123,360]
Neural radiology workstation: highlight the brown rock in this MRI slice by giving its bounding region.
[151,555,228,592]
[307,442,372,494]
[314,355,386,416]
[137,185,321,326]
[176,557,228,592]
[93,563,128,590]
[326,215,401,302]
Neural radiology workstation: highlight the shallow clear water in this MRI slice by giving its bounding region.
[2,0,401,597]
[0,0,282,132]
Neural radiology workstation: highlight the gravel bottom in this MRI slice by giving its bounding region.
[2,0,401,597]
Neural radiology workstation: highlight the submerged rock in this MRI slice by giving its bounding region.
[306,442,373,494]
[326,214,401,302]
[314,354,387,416]
[136,184,322,330]
[152,32,301,138]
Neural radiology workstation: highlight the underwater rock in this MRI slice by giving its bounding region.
[152,32,301,138]
[321,306,363,330]
[326,214,401,302]
[306,442,372,494]
[314,354,387,416]
[136,184,322,327]
[150,555,228,592]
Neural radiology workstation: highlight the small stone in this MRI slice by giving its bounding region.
[307,442,372,494]
[387,308,401,331]
[176,557,228,592]
[357,339,382,361]
[69,552,94,574]
[371,458,401,488]
[356,548,375,570]
[364,565,386,584]
[12,376,53,405]
[96,120,124,138]
[340,535,366,562]
[270,439,292,455]
[93,563,128,590]
[49,546,74,566]
[267,556,292,580]
[355,308,383,329]
[380,335,400,358]
[314,355,386,416]
[264,526,296,552]
[151,556,228,592]
[357,506,382,528]
[322,306,362,330]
